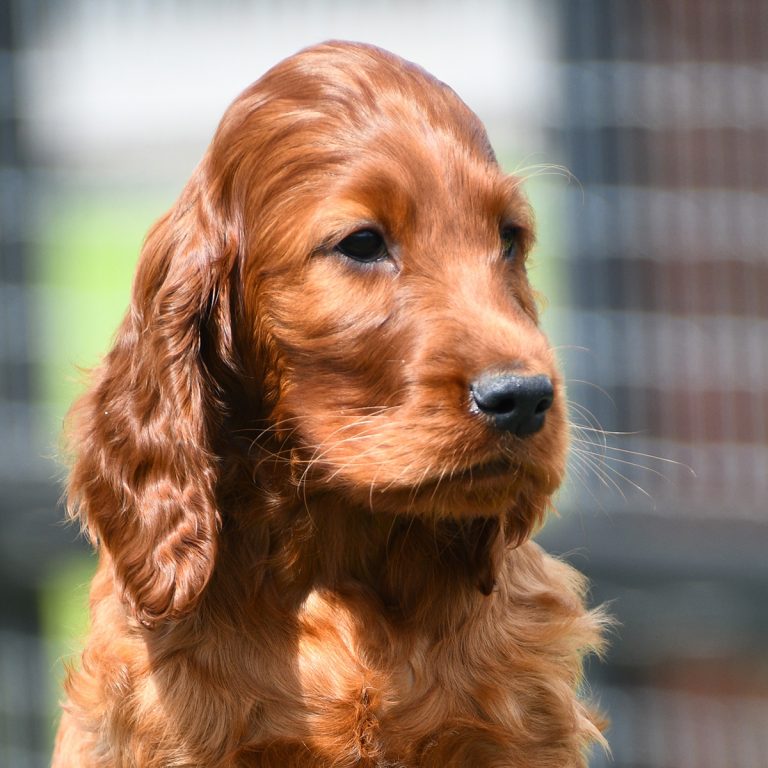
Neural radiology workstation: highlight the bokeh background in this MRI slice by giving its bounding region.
[1,1,767,766]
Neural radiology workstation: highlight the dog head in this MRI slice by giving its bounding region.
[68,42,567,624]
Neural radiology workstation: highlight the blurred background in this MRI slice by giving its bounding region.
[1,1,766,765]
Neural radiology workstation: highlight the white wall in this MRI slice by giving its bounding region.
[20,0,560,180]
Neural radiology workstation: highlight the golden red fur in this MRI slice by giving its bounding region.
[53,41,606,767]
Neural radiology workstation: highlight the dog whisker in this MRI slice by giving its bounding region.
[570,449,631,501]
[572,436,694,472]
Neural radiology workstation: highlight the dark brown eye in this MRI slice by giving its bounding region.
[501,226,522,261]
[335,229,387,263]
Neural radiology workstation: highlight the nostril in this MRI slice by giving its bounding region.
[476,391,518,416]
[470,372,554,437]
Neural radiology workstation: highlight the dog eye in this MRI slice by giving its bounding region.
[500,226,522,261]
[335,229,387,263]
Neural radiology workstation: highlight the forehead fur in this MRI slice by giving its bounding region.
[251,41,496,159]
[205,41,528,265]
[208,44,497,201]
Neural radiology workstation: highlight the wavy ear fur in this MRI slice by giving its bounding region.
[67,170,238,627]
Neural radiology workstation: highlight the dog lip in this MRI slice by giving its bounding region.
[453,457,513,482]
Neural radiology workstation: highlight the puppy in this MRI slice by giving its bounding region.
[53,41,605,768]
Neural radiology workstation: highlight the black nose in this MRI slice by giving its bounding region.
[470,372,554,437]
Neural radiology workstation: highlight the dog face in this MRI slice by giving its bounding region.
[218,42,568,520]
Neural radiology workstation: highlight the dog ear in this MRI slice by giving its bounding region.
[66,172,239,627]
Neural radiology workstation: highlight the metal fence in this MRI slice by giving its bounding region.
[0,632,52,768]
[544,2,768,765]
[552,0,768,521]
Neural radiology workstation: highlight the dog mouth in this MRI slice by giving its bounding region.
[381,454,523,517]
[452,457,514,483]
[365,456,515,497]
[406,456,516,492]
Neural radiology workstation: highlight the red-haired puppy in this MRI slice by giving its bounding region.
[54,41,606,768]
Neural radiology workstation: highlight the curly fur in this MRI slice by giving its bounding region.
[53,41,606,767]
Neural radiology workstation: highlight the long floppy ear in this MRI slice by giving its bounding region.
[66,172,238,627]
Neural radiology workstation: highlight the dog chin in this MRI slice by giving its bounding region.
[323,455,558,522]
